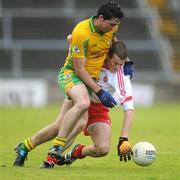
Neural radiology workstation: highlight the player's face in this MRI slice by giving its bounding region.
[106,54,125,72]
[100,17,120,33]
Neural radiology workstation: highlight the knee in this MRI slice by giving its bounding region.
[76,99,90,111]
[97,144,110,157]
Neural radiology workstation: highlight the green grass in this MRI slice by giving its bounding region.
[0,103,180,180]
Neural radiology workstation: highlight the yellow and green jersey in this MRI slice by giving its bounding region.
[62,16,117,80]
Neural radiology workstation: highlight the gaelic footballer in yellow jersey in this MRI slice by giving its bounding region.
[52,2,124,169]
[13,1,124,169]
[63,16,118,80]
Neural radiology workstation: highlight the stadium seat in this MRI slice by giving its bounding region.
[148,0,166,9]
[148,0,180,71]
[0,0,177,80]
[0,18,3,39]
[129,50,161,70]
[0,50,12,71]
[117,17,151,40]
[75,0,138,8]
[12,17,75,39]
[2,0,65,8]
[22,49,67,70]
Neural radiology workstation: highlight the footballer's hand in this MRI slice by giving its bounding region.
[96,89,117,108]
[67,34,72,45]
[117,137,133,162]
[123,61,134,79]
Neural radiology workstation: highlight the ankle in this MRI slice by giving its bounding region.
[20,149,28,157]
[74,145,86,159]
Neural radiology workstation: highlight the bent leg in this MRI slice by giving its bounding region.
[81,122,111,157]
[58,84,90,138]
[31,98,73,146]
[40,84,90,168]
[13,98,74,167]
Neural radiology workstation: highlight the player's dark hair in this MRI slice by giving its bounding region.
[109,41,127,60]
[97,1,124,20]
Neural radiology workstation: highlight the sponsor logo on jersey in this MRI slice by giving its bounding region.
[73,45,80,53]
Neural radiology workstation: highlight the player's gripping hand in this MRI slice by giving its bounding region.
[96,89,117,108]
[117,137,133,162]
[123,61,134,79]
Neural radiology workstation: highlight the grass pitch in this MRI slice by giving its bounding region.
[0,103,180,180]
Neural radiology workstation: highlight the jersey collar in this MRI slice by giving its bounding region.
[89,16,104,35]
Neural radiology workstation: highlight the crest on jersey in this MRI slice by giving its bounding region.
[120,90,126,96]
[64,74,71,79]
[103,75,108,82]
[72,45,80,53]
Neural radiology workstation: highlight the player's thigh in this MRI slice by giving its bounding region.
[58,69,90,103]
[89,122,111,147]
[55,98,73,124]
[68,84,90,104]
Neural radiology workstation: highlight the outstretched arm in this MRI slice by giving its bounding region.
[121,109,134,138]
[110,67,134,162]
[117,109,134,162]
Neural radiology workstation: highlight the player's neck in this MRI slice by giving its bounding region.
[94,18,102,33]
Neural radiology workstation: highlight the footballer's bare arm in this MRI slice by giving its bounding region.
[73,57,101,93]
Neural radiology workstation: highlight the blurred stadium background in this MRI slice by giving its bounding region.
[0,0,180,107]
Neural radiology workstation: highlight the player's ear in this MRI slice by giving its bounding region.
[99,15,105,22]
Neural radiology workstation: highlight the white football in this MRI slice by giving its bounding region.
[132,141,156,166]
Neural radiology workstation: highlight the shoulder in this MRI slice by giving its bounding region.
[73,18,89,33]
[72,19,90,41]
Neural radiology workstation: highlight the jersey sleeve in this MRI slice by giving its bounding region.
[71,29,89,59]
[112,67,134,111]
